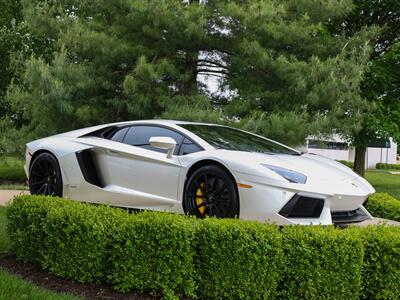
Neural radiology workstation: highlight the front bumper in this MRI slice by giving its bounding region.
[236,172,374,225]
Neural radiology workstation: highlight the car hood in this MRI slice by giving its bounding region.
[216,150,359,183]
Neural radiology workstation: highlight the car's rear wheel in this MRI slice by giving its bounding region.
[183,165,239,218]
[29,153,63,197]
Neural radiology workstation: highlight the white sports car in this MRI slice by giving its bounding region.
[24,120,375,225]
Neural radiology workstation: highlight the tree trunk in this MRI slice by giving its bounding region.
[353,145,366,177]
[181,52,198,95]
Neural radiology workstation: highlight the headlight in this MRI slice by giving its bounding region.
[262,164,307,184]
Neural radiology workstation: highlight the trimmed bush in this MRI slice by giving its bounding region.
[195,218,283,300]
[8,196,196,299]
[368,192,400,222]
[6,195,400,299]
[0,156,26,181]
[7,195,58,263]
[41,200,124,283]
[7,195,125,283]
[279,226,363,300]
[376,162,400,170]
[337,160,354,169]
[108,211,197,299]
[350,226,400,300]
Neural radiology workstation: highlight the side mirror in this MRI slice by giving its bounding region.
[149,136,177,158]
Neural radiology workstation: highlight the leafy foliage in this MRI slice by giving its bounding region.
[0,0,375,154]
[108,211,197,299]
[376,163,400,170]
[329,0,400,175]
[195,218,283,300]
[337,159,355,169]
[0,206,10,253]
[0,156,25,181]
[350,226,400,300]
[368,192,400,222]
[7,195,400,299]
[41,201,125,283]
[279,226,363,300]
[7,195,56,263]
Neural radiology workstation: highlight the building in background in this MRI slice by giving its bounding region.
[298,135,398,169]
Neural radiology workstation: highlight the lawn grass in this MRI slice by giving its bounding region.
[0,270,81,300]
[0,206,10,253]
[365,169,400,199]
[0,156,26,182]
[0,183,28,191]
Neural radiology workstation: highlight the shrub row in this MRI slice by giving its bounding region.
[337,159,354,169]
[7,195,400,299]
[0,156,26,182]
[376,162,400,170]
[367,192,400,222]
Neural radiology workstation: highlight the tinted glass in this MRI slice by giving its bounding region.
[180,124,299,155]
[123,125,184,154]
[179,138,203,155]
[110,127,129,142]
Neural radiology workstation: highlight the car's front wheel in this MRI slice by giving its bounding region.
[29,152,63,197]
[183,165,239,218]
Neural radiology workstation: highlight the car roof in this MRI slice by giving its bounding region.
[114,119,220,126]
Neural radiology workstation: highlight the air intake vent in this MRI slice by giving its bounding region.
[279,195,324,218]
[76,149,103,188]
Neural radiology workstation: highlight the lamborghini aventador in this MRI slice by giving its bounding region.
[25,120,375,225]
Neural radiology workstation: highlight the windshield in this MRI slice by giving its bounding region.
[180,124,300,155]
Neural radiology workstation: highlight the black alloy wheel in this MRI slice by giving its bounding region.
[29,152,63,197]
[184,165,239,218]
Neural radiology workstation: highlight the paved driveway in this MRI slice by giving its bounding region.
[0,190,29,206]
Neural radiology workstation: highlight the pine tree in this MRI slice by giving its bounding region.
[2,0,374,155]
[219,0,374,145]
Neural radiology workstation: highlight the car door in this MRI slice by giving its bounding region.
[93,125,185,208]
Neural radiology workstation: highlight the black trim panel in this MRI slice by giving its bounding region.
[279,194,325,218]
[76,149,104,187]
[331,208,369,224]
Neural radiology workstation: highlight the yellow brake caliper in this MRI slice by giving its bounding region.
[196,182,206,216]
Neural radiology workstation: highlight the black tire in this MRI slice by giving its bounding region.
[183,165,239,218]
[29,152,63,197]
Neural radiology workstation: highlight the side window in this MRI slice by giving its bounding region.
[123,125,184,154]
[179,138,203,155]
[110,127,129,142]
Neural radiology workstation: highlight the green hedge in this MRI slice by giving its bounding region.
[195,218,283,300]
[279,226,363,300]
[368,192,400,222]
[0,156,26,182]
[376,162,400,170]
[108,211,197,298]
[337,159,354,169]
[7,195,56,263]
[7,195,400,299]
[7,196,124,282]
[350,226,400,300]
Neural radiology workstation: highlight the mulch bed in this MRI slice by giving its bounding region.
[0,254,159,300]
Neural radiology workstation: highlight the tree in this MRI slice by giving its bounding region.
[2,0,374,155]
[0,0,23,117]
[329,0,400,176]
[217,0,374,145]
[2,0,224,153]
